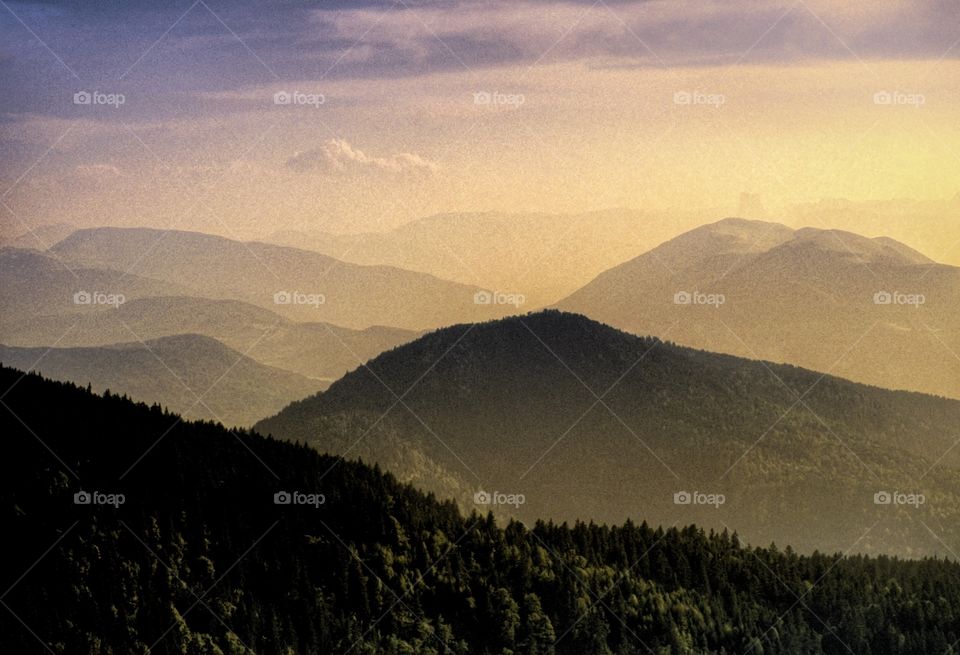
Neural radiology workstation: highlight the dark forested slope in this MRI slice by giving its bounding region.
[2,366,960,654]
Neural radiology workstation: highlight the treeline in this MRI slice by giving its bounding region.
[1,365,958,654]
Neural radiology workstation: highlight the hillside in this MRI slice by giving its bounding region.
[0,334,321,427]
[50,227,514,330]
[256,310,960,556]
[556,218,960,399]
[3,366,960,654]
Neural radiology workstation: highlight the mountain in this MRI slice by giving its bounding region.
[556,218,960,399]
[0,295,419,383]
[263,209,682,306]
[4,366,960,654]
[50,227,514,330]
[0,334,321,427]
[256,311,960,556]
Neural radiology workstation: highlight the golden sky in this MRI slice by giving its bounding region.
[1,0,958,262]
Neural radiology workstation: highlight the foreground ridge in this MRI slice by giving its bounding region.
[2,365,959,654]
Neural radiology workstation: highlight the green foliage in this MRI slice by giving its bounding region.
[2,366,959,654]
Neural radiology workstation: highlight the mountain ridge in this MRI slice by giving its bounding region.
[256,310,960,556]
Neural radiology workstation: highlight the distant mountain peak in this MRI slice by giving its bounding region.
[618,218,795,273]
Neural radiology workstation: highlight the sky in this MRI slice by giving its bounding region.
[1,0,959,261]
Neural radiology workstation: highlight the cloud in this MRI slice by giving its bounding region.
[301,0,958,71]
[286,139,438,175]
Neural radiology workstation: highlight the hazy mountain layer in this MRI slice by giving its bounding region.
[263,209,684,306]
[0,295,419,383]
[256,311,960,556]
[556,218,960,399]
[0,334,322,427]
[50,227,514,330]
[0,247,191,323]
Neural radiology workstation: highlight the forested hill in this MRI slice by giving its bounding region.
[256,310,960,556]
[2,365,960,654]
